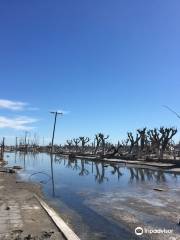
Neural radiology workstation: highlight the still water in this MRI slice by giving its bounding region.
[5,152,180,240]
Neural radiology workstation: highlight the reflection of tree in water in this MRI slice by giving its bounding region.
[18,152,27,169]
[94,163,108,184]
[54,155,63,164]
[128,168,143,182]
[54,159,124,183]
[172,173,178,181]
[66,159,74,169]
[72,159,81,171]
[110,165,123,180]
[128,167,166,183]
[53,157,171,184]
[153,171,166,182]
[79,160,89,176]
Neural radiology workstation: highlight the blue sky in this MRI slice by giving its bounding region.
[0,0,180,145]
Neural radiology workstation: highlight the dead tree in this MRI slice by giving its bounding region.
[147,127,177,159]
[137,128,147,152]
[127,132,140,154]
[79,137,90,153]
[31,133,39,148]
[66,140,73,151]
[99,134,109,155]
[137,128,149,157]
[94,133,109,155]
[147,128,161,155]
[24,131,28,152]
[106,141,122,158]
[94,134,102,154]
[159,127,177,159]
[73,138,81,152]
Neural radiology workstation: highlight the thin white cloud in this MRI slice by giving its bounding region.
[0,99,27,111]
[0,116,38,130]
[0,99,39,112]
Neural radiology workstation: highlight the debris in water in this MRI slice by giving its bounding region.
[9,168,16,173]
[153,188,164,191]
[13,165,23,170]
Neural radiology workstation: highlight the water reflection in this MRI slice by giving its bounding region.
[9,152,179,191]
[128,167,166,183]
[54,156,177,184]
[94,163,108,183]
[50,154,55,197]
[16,152,56,197]
[17,151,37,170]
[111,165,123,180]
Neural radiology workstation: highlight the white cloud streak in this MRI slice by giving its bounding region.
[0,99,39,112]
[0,116,38,130]
[0,99,28,111]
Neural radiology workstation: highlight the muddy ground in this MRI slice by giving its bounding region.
[85,182,180,240]
[0,171,65,240]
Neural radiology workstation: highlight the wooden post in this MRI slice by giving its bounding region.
[15,137,18,151]
[24,131,28,152]
[50,111,63,154]
[50,111,63,197]
[0,137,5,160]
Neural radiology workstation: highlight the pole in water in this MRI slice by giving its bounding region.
[50,111,63,154]
[0,137,5,160]
[50,111,63,197]
[24,131,29,152]
[15,137,18,151]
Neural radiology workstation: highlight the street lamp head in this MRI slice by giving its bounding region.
[50,111,63,115]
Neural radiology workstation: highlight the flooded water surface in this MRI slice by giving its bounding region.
[5,152,180,240]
